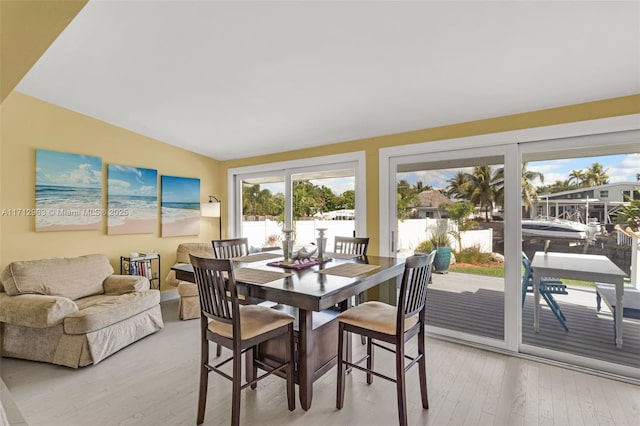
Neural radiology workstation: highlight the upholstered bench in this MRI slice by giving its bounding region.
[595,283,640,339]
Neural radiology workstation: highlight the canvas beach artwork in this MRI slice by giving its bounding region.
[107,165,158,235]
[35,149,102,231]
[161,175,200,237]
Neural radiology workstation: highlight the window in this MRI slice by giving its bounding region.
[228,152,366,251]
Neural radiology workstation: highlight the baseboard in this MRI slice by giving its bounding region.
[160,289,179,302]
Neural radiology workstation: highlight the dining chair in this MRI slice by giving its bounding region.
[336,251,435,426]
[334,236,370,343]
[334,236,369,257]
[521,251,569,331]
[190,255,296,426]
[212,237,250,259]
[211,237,256,356]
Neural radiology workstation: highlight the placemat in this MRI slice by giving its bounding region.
[323,252,362,260]
[267,258,332,270]
[234,267,291,284]
[316,263,380,278]
[232,252,282,262]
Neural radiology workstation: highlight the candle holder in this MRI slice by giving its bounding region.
[316,228,327,260]
[282,229,294,262]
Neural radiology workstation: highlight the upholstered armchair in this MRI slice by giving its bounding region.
[165,243,215,320]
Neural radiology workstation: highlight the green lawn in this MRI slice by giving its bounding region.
[448,264,595,286]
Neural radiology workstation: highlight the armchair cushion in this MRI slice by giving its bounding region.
[65,290,160,334]
[0,292,78,328]
[0,254,112,300]
[103,275,150,295]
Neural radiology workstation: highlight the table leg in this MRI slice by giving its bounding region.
[533,270,540,332]
[615,281,624,348]
[298,308,314,410]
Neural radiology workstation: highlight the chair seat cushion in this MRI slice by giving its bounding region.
[207,305,294,340]
[338,301,418,335]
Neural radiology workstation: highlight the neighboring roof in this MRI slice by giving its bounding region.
[414,190,453,209]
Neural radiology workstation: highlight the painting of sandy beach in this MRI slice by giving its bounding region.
[35,149,102,232]
[107,165,158,235]
[161,175,200,237]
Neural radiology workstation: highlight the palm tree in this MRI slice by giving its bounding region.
[568,169,586,188]
[584,162,610,186]
[445,171,470,200]
[491,163,542,215]
[466,165,497,221]
[521,163,544,214]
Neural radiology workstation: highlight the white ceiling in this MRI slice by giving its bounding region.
[15,1,640,161]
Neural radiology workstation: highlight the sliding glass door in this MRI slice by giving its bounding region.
[388,145,511,348]
[380,121,640,378]
[519,132,640,375]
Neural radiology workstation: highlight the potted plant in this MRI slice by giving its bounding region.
[430,231,452,273]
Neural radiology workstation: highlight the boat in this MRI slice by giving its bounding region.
[522,217,588,240]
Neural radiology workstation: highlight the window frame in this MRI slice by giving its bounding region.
[227,152,367,240]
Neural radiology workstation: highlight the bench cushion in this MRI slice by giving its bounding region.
[64,290,160,334]
[596,283,640,319]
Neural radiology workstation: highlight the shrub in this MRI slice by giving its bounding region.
[415,240,434,253]
[456,246,491,264]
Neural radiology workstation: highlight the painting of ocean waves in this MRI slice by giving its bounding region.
[35,150,102,231]
[107,165,158,234]
[161,175,200,237]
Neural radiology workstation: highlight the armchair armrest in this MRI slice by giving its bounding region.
[103,275,150,295]
[0,292,78,328]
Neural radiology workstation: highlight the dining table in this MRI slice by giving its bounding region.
[172,251,405,410]
[531,251,627,348]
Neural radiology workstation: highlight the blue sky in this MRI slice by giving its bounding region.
[35,149,101,188]
[161,176,200,203]
[108,165,157,196]
[397,153,640,190]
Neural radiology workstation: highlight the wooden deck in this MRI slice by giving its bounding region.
[425,273,640,369]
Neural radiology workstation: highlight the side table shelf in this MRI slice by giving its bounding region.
[120,254,161,290]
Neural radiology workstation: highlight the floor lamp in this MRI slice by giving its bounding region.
[201,195,222,239]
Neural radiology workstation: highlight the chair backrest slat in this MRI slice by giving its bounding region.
[190,255,239,326]
[398,251,435,327]
[213,238,250,259]
[334,236,369,256]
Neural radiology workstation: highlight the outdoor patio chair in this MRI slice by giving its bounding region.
[521,252,569,331]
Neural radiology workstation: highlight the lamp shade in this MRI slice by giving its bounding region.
[201,200,221,218]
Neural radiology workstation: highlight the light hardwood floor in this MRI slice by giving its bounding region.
[2,299,640,426]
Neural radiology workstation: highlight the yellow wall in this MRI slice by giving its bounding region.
[0,92,221,286]
[222,94,640,256]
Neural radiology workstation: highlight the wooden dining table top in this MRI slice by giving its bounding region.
[171,253,405,312]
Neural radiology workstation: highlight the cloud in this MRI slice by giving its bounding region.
[38,163,101,187]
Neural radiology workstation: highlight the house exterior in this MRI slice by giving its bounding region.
[533,182,640,224]
[409,190,453,219]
